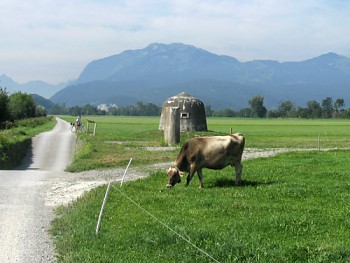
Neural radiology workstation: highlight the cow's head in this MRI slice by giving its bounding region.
[166,166,184,188]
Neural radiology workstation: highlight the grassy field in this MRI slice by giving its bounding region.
[51,150,350,262]
[61,116,350,172]
[50,116,350,262]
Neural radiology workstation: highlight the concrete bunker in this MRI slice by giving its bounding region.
[159,92,207,144]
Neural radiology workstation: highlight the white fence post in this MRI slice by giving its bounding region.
[120,158,133,187]
[96,182,111,235]
[95,157,133,235]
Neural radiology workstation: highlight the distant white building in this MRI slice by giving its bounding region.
[97,103,118,112]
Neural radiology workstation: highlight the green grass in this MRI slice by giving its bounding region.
[208,118,350,148]
[60,116,350,172]
[51,149,350,262]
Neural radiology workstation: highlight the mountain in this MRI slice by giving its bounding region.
[31,94,54,110]
[0,74,66,98]
[50,43,350,109]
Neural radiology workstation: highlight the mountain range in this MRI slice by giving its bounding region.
[3,43,350,109]
[0,74,66,98]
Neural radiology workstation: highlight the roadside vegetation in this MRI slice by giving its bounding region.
[0,117,55,169]
[51,116,350,262]
[0,87,54,169]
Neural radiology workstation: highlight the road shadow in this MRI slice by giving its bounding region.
[16,141,35,170]
[209,179,281,188]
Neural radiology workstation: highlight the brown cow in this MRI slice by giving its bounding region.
[166,133,245,188]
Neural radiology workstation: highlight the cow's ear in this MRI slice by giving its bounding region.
[179,171,185,177]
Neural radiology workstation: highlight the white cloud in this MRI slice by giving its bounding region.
[0,0,350,83]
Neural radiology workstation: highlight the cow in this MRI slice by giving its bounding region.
[166,133,245,188]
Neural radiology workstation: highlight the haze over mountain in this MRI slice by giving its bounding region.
[50,43,350,109]
[0,74,65,98]
[3,43,350,109]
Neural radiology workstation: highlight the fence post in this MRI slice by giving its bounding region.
[96,182,111,235]
[120,158,133,187]
[93,123,97,137]
[95,158,133,235]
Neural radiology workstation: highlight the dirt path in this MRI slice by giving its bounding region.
[0,118,75,263]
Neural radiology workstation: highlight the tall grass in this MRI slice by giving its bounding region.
[51,150,350,262]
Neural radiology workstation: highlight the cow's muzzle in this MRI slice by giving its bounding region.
[166,184,173,188]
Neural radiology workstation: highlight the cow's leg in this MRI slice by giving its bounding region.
[197,169,204,188]
[234,162,243,185]
[186,164,196,187]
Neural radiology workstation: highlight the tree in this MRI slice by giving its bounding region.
[238,108,252,118]
[277,100,296,118]
[205,105,214,117]
[69,106,82,116]
[0,87,9,122]
[307,100,322,118]
[266,109,279,118]
[321,97,333,118]
[249,95,267,118]
[81,104,98,115]
[7,92,36,120]
[334,98,345,112]
[35,105,47,117]
[212,108,236,117]
[296,107,309,118]
[48,103,68,115]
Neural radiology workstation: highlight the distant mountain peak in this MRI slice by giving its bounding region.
[146,42,166,50]
[144,42,200,53]
[307,52,348,64]
[0,74,14,82]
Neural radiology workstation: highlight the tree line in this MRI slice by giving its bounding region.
[0,88,46,127]
[47,95,350,119]
[207,96,348,119]
[2,87,348,120]
[48,101,161,116]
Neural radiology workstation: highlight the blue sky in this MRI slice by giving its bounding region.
[1,0,350,84]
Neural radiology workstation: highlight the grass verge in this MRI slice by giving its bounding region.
[0,116,55,169]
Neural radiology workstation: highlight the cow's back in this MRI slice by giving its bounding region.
[193,135,244,168]
[175,134,245,171]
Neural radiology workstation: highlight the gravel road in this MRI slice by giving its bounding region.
[0,118,317,262]
[0,118,75,263]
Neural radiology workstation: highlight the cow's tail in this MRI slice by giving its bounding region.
[233,133,245,163]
